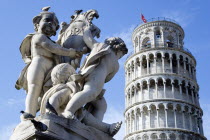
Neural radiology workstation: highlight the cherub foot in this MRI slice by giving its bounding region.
[61,111,77,120]
[109,121,122,137]
[20,111,35,121]
[46,100,58,115]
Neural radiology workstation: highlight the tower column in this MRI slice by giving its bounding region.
[162,57,165,73]
[134,87,137,103]
[191,66,194,79]
[147,58,149,74]
[170,55,173,73]
[189,63,192,76]
[165,108,168,128]
[134,113,137,131]
[125,118,127,134]
[194,68,197,81]
[194,91,198,106]
[184,60,186,75]
[195,115,198,133]
[157,108,160,127]
[186,86,189,101]
[132,66,134,80]
[140,60,142,76]
[191,89,195,104]
[182,110,185,129]
[140,84,143,101]
[174,109,177,128]
[200,119,204,135]
[189,112,193,131]
[163,81,166,98]
[154,57,157,73]
[125,95,127,107]
[147,83,150,100]
[148,109,151,129]
[177,58,180,74]
[172,82,175,99]
[155,81,158,99]
[141,111,144,130]
[130,114,132,132]
[134,63,136,79]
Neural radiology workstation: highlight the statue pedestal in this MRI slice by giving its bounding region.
[10,113,114,140]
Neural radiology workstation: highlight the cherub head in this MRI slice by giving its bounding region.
[105,37,128,59]
[33,6,59,36]
[51,63,76,85]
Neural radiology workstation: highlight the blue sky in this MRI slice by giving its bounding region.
[0,0,210,139]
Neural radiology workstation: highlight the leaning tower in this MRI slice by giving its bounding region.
[124,18,206,140]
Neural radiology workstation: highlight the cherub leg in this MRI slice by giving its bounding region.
[63,80,104,118]
[24,61,49,116]
[82,110,109,133]
[82,111,122,136]
[90,97,107,121]
[49,88,70,114]
[25,83,43,116]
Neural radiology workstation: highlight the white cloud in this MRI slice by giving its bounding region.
[0,123,17,140]
[104,107,125,140]
[0,98,25,111]
[7,98,24,105]
[102,25,135,67]
[111,25,135,53]
[161,10,193,27]
[161,5,200,28]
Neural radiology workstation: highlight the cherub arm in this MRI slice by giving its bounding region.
[34,34,80,57]
[105,70,117,83]
[83,25,98,50]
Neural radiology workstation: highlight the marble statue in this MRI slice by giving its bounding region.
[15,7,82,119]
[12,6,128,140]
[61,24,128,120]
[57,9,101,69]
[40,63,122,136]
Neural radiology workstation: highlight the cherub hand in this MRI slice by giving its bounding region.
[83,23,92,31]
[69,48,82,58]
[75,50,83,58]
[82,47,88,54]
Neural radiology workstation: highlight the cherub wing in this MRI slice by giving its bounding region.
[15,33,34,90]
[19,33,35,64]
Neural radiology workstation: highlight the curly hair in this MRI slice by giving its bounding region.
[104,37,128,54]
[51,63,76,85]
[32,12,59,32]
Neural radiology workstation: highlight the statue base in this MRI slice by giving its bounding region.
[10,113,114,140]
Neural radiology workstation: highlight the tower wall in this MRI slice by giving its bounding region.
[124,19,206,140]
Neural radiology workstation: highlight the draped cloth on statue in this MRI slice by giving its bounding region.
[71,43,111,82]
[40,81,79,115]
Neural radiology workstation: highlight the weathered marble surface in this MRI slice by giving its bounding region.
[11,113,114,140]
[12,6,127,140]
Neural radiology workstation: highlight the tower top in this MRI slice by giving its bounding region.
[140,17,180,25]
[133,17,185,41]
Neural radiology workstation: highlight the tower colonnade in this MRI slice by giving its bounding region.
[124,18,206,140]
[125,76,200,108]
[125,49,197,84]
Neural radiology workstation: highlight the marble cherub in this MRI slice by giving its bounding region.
[40,63,122,137]
[15,7,81,120]
[61,24,128,120]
